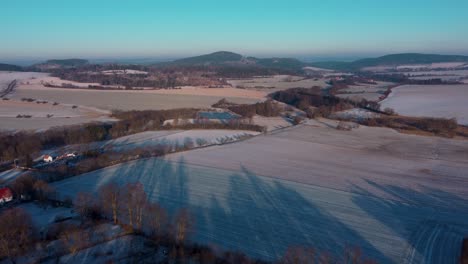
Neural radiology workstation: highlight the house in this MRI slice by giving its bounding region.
[0,187,13,204]
[65,153,76,158]
[43,155,54,163]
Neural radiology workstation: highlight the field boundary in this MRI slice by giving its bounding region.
[0,79,17,97]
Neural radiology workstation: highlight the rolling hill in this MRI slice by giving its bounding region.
[32,58,89,70]
[156,51,307,72]
[310,53,468,71]
[0,63,23,71]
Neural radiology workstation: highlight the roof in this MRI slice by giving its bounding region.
[0,187,13,199]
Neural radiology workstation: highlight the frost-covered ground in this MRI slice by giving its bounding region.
[52,120,468,263]
[227,75,328,92]
[0,71,48,91]
[102,129,259,152]
[45,235,156,264]
[380,84,468,125]
[336,81,393,102]
[18,203,76,229]
[10,85,261,111]
[331,108,380,120]
[0,99,113,131]
[251,115,292,132]
[45,129,260,157]
[0,169,25,184]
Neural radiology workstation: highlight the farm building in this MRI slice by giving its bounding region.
[43,155,54,163]
[0,187,13,204]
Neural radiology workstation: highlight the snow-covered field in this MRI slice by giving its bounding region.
[380,84,468,125]
[250,115,292,132]
[19,203,76,229]
[10,85,261,111]
[101,69,148,75]
[227,75,328,92]
[0,71,48,89]
[46,129,260,157]
[331,108,380,120]
[0,169,25,184]
[336,81,393,102]
[52,120,468,263]
[0,99,113,131]
[101,129,260,151]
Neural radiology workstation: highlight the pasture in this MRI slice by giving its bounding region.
[52,120,468,263]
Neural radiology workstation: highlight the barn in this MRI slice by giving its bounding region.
[0,187,13,204]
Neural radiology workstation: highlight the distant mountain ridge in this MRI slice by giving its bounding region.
[0,63,23,71]
[45,59,89,67]
[31,58,89,71]
[310,53,468,71]
[172,51,243,65]
[157,51,307,71]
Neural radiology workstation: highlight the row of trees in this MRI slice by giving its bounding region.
[358,116,459,138]
[270,87,354,118]
[75,182,193,240]
[230,100,281,118]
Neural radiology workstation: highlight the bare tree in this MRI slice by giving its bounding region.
[173,208,194,243]
[279,246,315,264]
[10,173,36,200]
[60,225,90,255]
[144,202,168,238]
[75,192,99,220]
[99,183,121,224]
[0,208,35,260]
[122,182,147,230]
[33,180,55,207]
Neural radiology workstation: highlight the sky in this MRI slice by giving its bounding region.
[1,0,468,61]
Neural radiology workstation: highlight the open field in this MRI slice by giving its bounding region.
[9,85,262,111]
[336,81,393,101]
[46,129,260,156]
[52,120,468,263]
[0,71,265,130]
[0,71,48,88]
[0,99,113,131]
[380,84,468,125]
[227,75,328,92]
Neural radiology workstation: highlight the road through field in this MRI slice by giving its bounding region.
[53,121,468,263]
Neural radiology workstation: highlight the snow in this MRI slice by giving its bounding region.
[102,129,259,151]
[52,122,468,263]
[251,115,291,131]
[331,108,380,120]
[18,203,76,229]
[50,235,154,264]
[380,84,468,125]
[101,69,148,75]
[0,169,25,184]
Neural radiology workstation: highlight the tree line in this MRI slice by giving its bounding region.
[0,108,264,167]
[213,99,282,118]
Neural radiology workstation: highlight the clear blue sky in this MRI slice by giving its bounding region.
[1,0,468,60]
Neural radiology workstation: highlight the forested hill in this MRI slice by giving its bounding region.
[310,53,468,71]
[0,63,23,71]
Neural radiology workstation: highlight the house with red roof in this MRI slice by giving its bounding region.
[0,187,13,204]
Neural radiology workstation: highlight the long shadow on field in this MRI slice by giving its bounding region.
[79,157,392,262]
[195,166,391,263]
[351,180,468,264]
